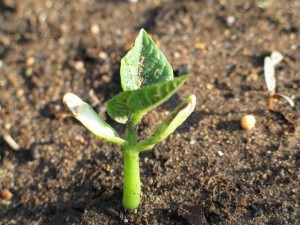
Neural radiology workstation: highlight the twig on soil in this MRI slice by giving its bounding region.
[1,131,20,151]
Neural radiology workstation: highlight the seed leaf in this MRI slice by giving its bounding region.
[120,29,173,91]
[133,95,196,152]
[264,56,276,92]
[270,51,284,66]
[275,93,295,107]
[107,75,189,124]
[63,93,126,146]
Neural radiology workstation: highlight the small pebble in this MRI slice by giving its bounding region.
[115,29,122,36]
[17,89,24,97]
[0,189,13,200]
[26,56,35,67]
[101,75,110,83]
[91,24,100,34]
[74,61,85,71]
[226,16,236,26]
[246,137,252,143]
[173,52,181,58]
[241,115,256,131]
[206,83,213,90]
[291,45,297,50]
[4,123,11,130]
[195,42,206,50]
[0,35,11,46]
[217,150,224,157]
[190,139,196,145]
[98,51,108,59]
[247,71,258,81]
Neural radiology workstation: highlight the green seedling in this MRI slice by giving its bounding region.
[256,0,270,9]
[63,29,196,209]
[264,51,294,110]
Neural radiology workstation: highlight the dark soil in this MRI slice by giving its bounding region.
[0,0,299,224]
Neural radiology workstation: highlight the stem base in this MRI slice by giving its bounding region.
[122,148,141,209]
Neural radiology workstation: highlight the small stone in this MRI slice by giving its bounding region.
[75,135,85,144]
[173,52,181,58]
[226,16,236,26]
[74,61,85,71]
[58,37,66,45]
[91,24,100,34]
[26,56,35,67]
[195,42,206,50]
[115,29,122,36]
[106,208,119,217]
[17,89,24,97]
[101,75,110,83]
[0,35,11,46]
[246,137,252,143]
[217,150,224,157]
[241,115,256,131]
[144,157,149,163]
[98,51,108,59]
[206,83,213,90]
[190,139,196,145]
[0,189,13,200]
[247,70,258,81]
[4,123,11,130]
[291,45,297,50]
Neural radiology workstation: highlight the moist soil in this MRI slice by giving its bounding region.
[0,0,299,224]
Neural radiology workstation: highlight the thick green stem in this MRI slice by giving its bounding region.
[122,113,142,209]
[122,147,140,209]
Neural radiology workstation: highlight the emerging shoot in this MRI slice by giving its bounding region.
[63,29,196,209]
[264,51,294,110]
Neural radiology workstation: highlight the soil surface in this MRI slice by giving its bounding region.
[1,0,300,224]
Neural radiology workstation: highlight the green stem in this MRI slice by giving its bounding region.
[122,147,140,209]
[122,112,143,209]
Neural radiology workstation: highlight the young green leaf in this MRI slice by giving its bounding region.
[133,95,196,152]
[120,29,173,91]
[107,75,189,124]
[63,93,127,146]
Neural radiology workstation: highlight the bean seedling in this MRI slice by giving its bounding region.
[63,29,196,209]
[264,51,294,110]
